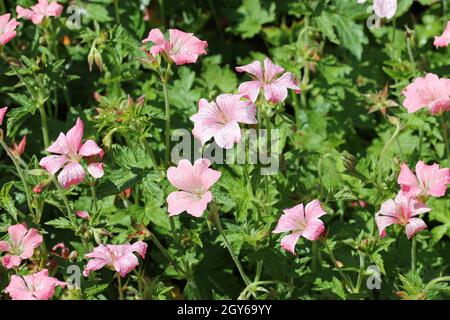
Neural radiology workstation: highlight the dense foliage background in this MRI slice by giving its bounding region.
[0,0,449,300]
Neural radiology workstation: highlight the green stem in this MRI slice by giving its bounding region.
[161,66,171,165]
[440,116,449,159]
[0,137,34,217]
[411,237,417,273]
[322,240,354,293]
[312,241,318,272]
[51,177,76,227]
[114,0,121,24]
[406,34,416,72]
[90,182,98,213]
[238,281,279,300]
[148,232,183,274]
[355,253,366,293]
[38,103,50,148]
[117,273,124,300]
[211,203,252,287]
[0,0,5,14]
[377,122,402,187]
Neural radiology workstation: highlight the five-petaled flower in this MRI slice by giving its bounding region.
[272,200,327,254]
[5,269,65,300]
[39,117,104,189]
[0,14,20,45]
[16,0,63,25]
[434,21,450,48]
[0,224,43,269]
[83,241,148,277]
[167,159,221,217]
[142,28,207,65]
[236,57,300,104]
[190,94,257,149]
[376,192,431,239]
[402,73,450,115]
[398,161,450,199]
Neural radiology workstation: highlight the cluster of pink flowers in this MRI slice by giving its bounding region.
[376,161,450,239]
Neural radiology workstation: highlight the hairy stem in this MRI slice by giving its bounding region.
[411,237,417,273]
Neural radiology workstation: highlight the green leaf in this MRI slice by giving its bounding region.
[0,182,21,221]
[46,217,73,230]
[231,0,276,39]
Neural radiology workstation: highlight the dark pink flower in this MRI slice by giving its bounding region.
[236,57,300,104]
[190,94,257,149]
[10,136,27,158]
[273,200,327,254]
[398,161,450,198]
[376,192,431,239]
[5,269,65,300]
[83,241,148,277]
[434,21,450,48]
[0,224,43,269]
[16,0,63,25]
[142,28,207,65]
[402,73,450,115]
[0,106,7,125]
[76,211,90,220]
[0,14,20,45]
[167,159,221,217]
[39,118,104,189]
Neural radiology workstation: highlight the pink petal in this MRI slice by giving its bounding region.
[16,6,34,20]
[142,28,165,44]
[66,118,84,153]
[280,232,302,255]
[235,60,263,80]
[375,215,397,237]
[301,219,325,241]
[20,228,43,259]
[79,140,102,157]
[129,241,148,259]
[434,21,450,48]
[87,162,104,179]
[398,163,420,197]
[304,200,327,222]
[168,29,207,65]
[83,258,108,277]
[57,161,86,189]
[263,57,285,82]
[113,254,139,277]
[39,155,68,175]
[273,205,304,233]
[46,2,64,17]
[167,190,212,217]
[374,0,397,19]
[47,133,69,155]
[237,81,262,103]
[2,255,22,269]
[76,211,90,220]
[5,275,34,300]
[214,121,242,149]
[8,224,28,246]
[263,83,288,104]
[0,240,9,252]
[0,106,8,125]
[405,218,427,239]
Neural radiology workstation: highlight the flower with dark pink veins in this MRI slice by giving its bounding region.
[272,200,327,254]
[16,0,63,25]
[167,159,221,217]
[190,94,257,149]
[402,73,450,115]
[434,21,450,48]
[5,269,65,300]
[398,161,450,199]
[0,14,20,45]
[0,224,43,269]
[236,57,300,104]
[376,192,431,239]
[39,117,104,189]
[83,241,148,277]
[142,28,207,65]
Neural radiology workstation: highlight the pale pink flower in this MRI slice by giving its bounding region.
[402,73,450,114]
[434,21,450,48]
[16,0,63,25]
[0,106,7,125]
[83,241,148,277]
[5,269,65,300]
[0,14,20,45]
[76,211,90,220]
[190,94,257,149]
[142,28,207,65]
[10,136,27,158]
[376,192,431,239]
[39,118,104,189]
[0,224,43,269]
[167,159,221,217]
[398,161,450,198]
[236,57,300,104]
[374,0,397,19]
[272,200,327,254]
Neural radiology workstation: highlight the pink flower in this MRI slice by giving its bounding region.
[83,241,148,277]
[51,242,69,259]
[376,192,431,239]
[39,118,104,189]
[374,0,397,19]
[0,106,7,125]
[167,159,221,217]
[402,73,450,114]
[398,161,450,199]
[76,211,90,220]
[16,0,63,25]
[10,136,27,158]
[142,28,207,65]
[272,200,327,254]
[0,224,43,269]
[434,21,450,48]
[190,94,257,149]
[5,269,65,300]
[0,14,20,45]
[236,57,300,104]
